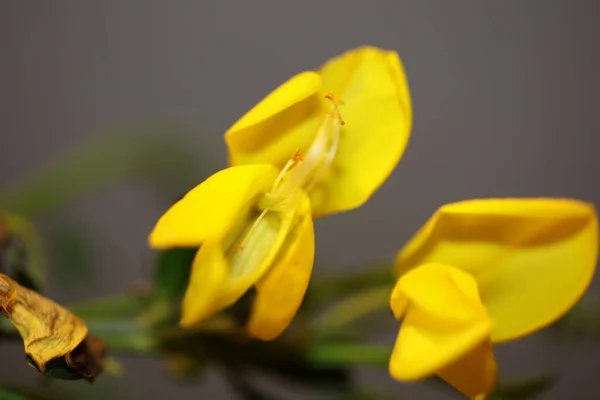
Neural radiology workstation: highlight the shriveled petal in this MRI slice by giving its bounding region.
[312,46,412,217]
[0,274,88,371]
[180,241,228,327]
[225,72,326,168]
[149,165,279,248]
[394,198,599,342]
[247,196,314,340]
[389,263,493,398]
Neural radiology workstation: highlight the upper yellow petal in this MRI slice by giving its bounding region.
[394,198,599,342]
[389,263,493,394]
[312,46,412,217]
[225,71,326,168]
[149,164,279,249]
[225,46,412,218]
[246,195,314,340]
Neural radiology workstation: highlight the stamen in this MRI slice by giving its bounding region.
[325,93,346,125]
[292,149,304,162]
[261,93,345,210]
[237,208,269,251]
[325,93,345,105]
[270,149,302,193]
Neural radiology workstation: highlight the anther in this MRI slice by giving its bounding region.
[324,93,346,125]
[293,149,303,162]
[324,93,345,105]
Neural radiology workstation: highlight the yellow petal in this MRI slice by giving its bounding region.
[180,241,228,327]
[311,46,412,217]
[389,263,493,398]
[394,198,599,342]
[225,46,412,219]
[149,164,279,248]
[180,192,306,327]
[225,71,326,168]
[246,196,314,340]
[217,193,301,307]
[438,339,497,400]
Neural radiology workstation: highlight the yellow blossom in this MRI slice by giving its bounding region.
[389,198,598,399]
[149,151,321,340]
[150,47,411,339]
[224,46,412,218]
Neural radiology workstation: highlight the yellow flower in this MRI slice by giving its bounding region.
[150,47,411,339]
[224,46,412,218]
[149,156,318,340]
[388,198,598,399]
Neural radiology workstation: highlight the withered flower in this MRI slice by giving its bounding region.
[0,273,107,382]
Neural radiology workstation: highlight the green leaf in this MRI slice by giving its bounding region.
[44,213,95,288]
[68,293,158,355]
[158,329,351,388]
[0,388,28,400]
[153,247,197,302]
[309,261,394,303]
[97,328,158,355]
[307,342,390,367]
[310,284,392,339]
[0,125,204,218]
[0,214,46,291]
[69,293,151,322]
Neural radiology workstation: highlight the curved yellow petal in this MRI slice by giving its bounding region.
[180,192,304,327]
[312,46,412,217]
[180,241,228,327]
[247,196,314,340]
[437,339,497,400]
[389,263,494,399]
[225,71,326,168]
[225,47,412,219]
[216,193,301,308]
[149,164,279,249]
[394,198,599,342]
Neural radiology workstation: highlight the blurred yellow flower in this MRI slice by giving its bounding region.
[149,152,318,340]
[225,46,412,218]
[389,198,598,399]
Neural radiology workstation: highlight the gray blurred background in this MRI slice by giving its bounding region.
[1,1,600,399]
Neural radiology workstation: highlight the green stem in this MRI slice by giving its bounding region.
[310,261,394,303]
[310,284,392,337]
[308,342,390,367]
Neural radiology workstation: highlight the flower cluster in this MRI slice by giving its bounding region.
[149,46,598,399]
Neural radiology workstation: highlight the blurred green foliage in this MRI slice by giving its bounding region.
[0,125,203,218]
